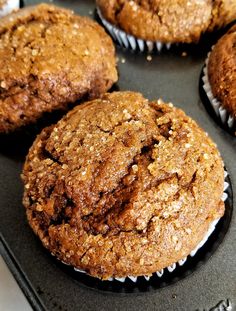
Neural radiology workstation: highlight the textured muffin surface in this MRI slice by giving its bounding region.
[97,0,236,43]
[22,91,225,280]
[0,3,117,133]
[208,25,236,119]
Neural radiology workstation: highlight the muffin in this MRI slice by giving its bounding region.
[22,91,225,281]
[205,24,236,134]
[96,0,236,51]
[0,3,117,133]
[0,0,19,17]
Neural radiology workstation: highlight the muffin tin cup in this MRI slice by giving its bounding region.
[0,0,19,17]
[202,49,235,133]
[58,170,230,284]
[97,8,172,53]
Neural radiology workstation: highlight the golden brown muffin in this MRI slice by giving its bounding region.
[208,24,236,120]
[97,0,236,43]
[0,3,117,133]
[22,91,225,280]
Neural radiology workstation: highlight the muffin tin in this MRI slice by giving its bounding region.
[0,1,235,311]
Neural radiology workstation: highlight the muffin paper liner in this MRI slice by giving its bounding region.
[0,0,19,17]
[202,49,235,131]
[58,170,229,283]
[97,8,172,53]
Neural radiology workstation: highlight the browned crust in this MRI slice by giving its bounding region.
[208,24,236,120]
[96,0,236,43]
[0,3,118,133]
[22,91,225,280]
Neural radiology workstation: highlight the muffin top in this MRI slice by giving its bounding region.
[208,24,236,119]
[97,0,236,43]
[22,91,225,280]
[0,3,117,133]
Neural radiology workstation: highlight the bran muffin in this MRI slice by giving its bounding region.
[0,3,117,133]
[97,0,236,43]
[22,91,225,280]
[207,24,236,124]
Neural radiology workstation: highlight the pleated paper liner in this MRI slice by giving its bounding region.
[97,8,236,57]
[0,0,20,17]
[200,48,236,136]
[96,8,174,53]
[53,169,233,292]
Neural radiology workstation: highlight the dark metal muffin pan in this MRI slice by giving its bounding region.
[0,1,235,310]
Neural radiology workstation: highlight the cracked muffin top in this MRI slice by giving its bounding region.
[0,3,117,133]
[22,91,225,280]
[97,0,236,43]
[208,24,236,120]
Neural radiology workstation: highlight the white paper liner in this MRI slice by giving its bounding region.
[202,48,235,131]
[0,0,19,17]
[57,170,229,283]
[97,8,172,53]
